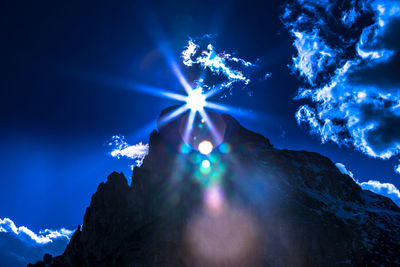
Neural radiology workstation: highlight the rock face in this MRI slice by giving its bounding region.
[31,107,400,266]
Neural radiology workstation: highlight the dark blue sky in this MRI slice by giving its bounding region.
[1,0,399,232]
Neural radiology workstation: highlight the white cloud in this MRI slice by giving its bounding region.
[109,135,149,167]
[182,40,198,67]
[0,218,73,266]
[283,0,400,174]
[359,180,400,206]
[181,37,256,94]
[110,143,149,160]
[336,163,400,207]
[395,163,400,174]
[335,163,354,179]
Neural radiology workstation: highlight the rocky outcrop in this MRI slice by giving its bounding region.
[31,107,400,266]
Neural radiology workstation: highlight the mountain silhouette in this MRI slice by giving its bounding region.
[30,107,400,266]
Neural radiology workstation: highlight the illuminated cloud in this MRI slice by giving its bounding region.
[182,40,198,67]
[336,163,400,206]
[109,135,149,167]
[359,180,400,206]
[335,163,354,179]
[0,218,73,266]
[283,0,400,174]
[182,37,255,93]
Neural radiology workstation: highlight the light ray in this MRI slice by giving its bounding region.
[129,83,187,102]
[126,119,159,141]
[94,73,188,103]
[205,102,230,112]
[157,41,193,94]
[205,102,259,120]
[161,91,187,102]
[204,84,226,99]
[171,61,193,94]
[123,81,187,102]
[199,109,223,144]
[158,105,189,127]
[143,15,194,95]
[183,110,196,143]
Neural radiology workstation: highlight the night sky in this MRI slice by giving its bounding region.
[1,0,399,236]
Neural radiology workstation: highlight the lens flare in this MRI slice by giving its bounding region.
[201,159,211,168]
[180,143,192,154]
[218,142,230,154]
[107,37,259,171]
[198,140,213,155]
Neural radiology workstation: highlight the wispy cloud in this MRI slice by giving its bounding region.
[181,36,258,96]
[359,180,400,206]
[396,163,400,174]
[336,163,400,206]
[108,135,149,167]
[335,163,354,179]
[283,0,400,174]
[0,218,73,266]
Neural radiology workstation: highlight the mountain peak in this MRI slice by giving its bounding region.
[32,107,400,266]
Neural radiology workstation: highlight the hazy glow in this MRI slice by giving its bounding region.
[184,206,261,266]
[198,140,213,155]
[186,88,206,111]
[204,185,223,214]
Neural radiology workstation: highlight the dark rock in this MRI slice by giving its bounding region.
[30,107,400,266]
[43,254,52,264]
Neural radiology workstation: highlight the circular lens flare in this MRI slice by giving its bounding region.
[186,88,206,111]
[201,159,211,168]
[198,140,213,155]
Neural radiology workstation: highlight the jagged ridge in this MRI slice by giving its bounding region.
[31,108,400,266]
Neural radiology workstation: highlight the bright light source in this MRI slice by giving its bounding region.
[198,140,213,155]
[186,88,206,111]
[201,159,211,168]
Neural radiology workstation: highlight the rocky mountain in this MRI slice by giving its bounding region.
[31,107,400,266]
